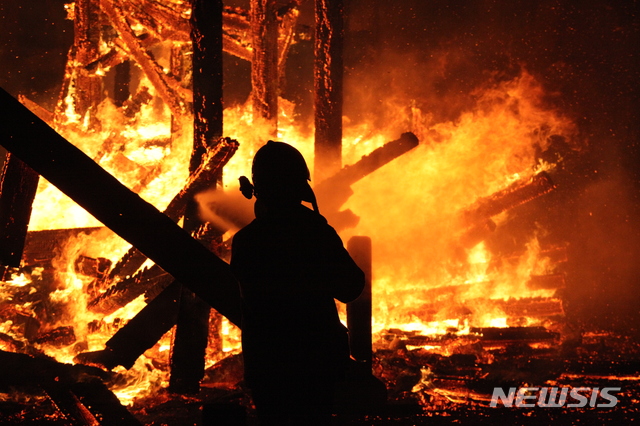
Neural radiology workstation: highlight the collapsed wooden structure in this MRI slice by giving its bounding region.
[0,0,584,423]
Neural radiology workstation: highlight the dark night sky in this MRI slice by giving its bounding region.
[1,0,639,332]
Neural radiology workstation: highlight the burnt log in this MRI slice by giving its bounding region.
[170,285,211,393]
[0,154,40,267]
[276,3,299,71]
[121,0,191,43]
[461,172,557,227]
[0,87,242,326]
[314,0,344,182]
[315,132,419,229]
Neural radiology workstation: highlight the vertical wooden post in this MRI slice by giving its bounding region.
[250,0,279,135]
[56,0,103,126]
[0,154,40,267]
[169,0,225,394]
[314,0,344,182]
[346,236,372,368]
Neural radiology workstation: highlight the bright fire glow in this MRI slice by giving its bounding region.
[2,24,577,406]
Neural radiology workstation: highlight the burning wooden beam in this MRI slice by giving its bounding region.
[461,172,557,227]
[347,236,372,367]
[0,154,40,267]
[314,0,344,182]
[88,138,238,314]
[315,132,419,229]
[0,87,242,326]
[277,3,300,70]
[250,0,279,132]
[100,0,190,119]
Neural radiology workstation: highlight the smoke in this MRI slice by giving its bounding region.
[195,188,255,234]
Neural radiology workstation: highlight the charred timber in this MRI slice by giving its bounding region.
[0,154,40,267]
[113,61,131,107]
[190,0,225,159]
[92,138,238,311]
[462,172,557,227]
[317,132,419,190]
[347,236,372,367]
[55,0,103,126]
[314,132,419,228]
[100,0,190,119]
[88,265,174,314]
[170,0,226,393]
[76,280,182,370]
[314,0,344,181]
[0,350,136,425]
[276,3,300,70]
[169,285,211,393]
[250,0,279,130]
[0,88,242,326]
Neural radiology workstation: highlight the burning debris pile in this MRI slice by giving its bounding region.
[1,0,639,424]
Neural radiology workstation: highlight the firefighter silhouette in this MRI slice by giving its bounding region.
[231,141,364,425]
